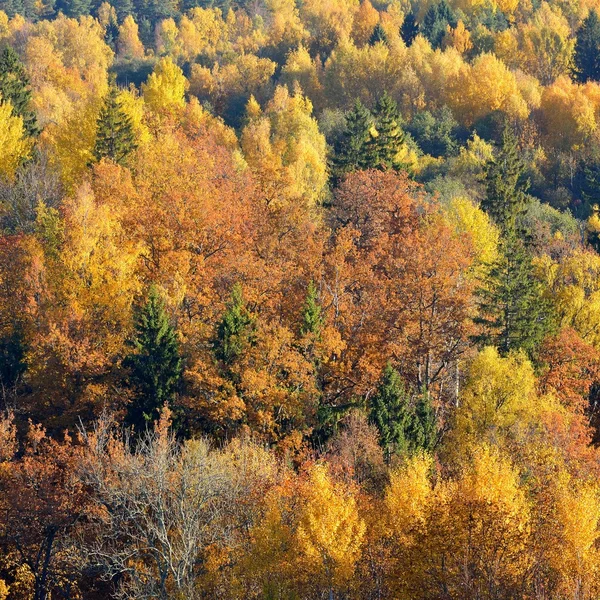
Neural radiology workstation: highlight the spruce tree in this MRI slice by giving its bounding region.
[421,0,457,49]
[400,11,419,46]
[124,287,183,432]
[0,327,27,397]
[92,82,137,166]
[407,391,437,452]
[300,280,324,338]
[579,158,600,217]
[214,283,255,366]
[369,91,406,171]
[588,204,600,252]
[54,0,92,18]
[369,364,412,462]
[369,23,388,46]
[104,17,120,50]
[475,230,555,356]
[574,9,600,83]
[332,99,378,179]
[407,106,459,158]
[481,124,529,235]
[0,46,39,138]
[113,0,134,22]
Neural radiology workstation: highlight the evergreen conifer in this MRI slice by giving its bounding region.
[369,91,406,171]
[0,46,39,137]
[481,124,529,236]
[574,8,600,83]
[124,287,183,432]
[214,283,255,366]
[92,82,137,165]
[332,99,378,179]
[475,231,555,356]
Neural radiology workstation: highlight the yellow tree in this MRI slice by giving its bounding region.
[296,463,366,598]
[24,14,112,127]
[189,54,276,116]
[539,248,600,348]
[280,45,324,110]
[385,453,433,546]
[0,99,31,181]
[443,196,500,276]
[443,20,473,54]
[179,8,229,61]
[241,481,300,597]
[25,180,142,426]
[117,86,151,147]
[155,18,182,58]
[142,57,188,115]
[539,76,600,150]
[300,0,360,53]
[117,15,145,60]
[539,471,600,599]
[351,0,380,46]
[450,347,539,451]
[323,38,410,110]
[262,0,308,54]
[515,3,574,85]
[240,85,328,212]
[445,52,529,126]
[22,15,112,189]
[43,98,101,191]
[423,446,532,600]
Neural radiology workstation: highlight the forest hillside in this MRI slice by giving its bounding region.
[1,0,600,597]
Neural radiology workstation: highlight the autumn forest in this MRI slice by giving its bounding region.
[1,0,600,596]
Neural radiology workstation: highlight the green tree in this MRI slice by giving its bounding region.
[407,106,459,158]
[574,8,600,83]
[407,391,437,452]
[369,363,411,462]
[113,0,134,23]
[578,157,600,218]
[0,46,39,138]
[92,83,137,166]
[421,0,457,49]
[54,0,91,18]
[400,11,419,46]
[368,91,406,171]
[124,287,183,432]
[214,283,255,366]
[332,99,377,180]
[481,124,529,235]
[300,280,324,338]
[369,23,388,46]
[0,327,27,400]
[475,231,554,356]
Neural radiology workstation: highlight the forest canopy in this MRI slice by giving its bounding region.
[2,0,600,597]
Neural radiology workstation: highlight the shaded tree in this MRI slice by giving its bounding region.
[92,82,137,165]
[421,0,457,49]
[332,99,377,180]
[401,11,419,46]
[481,124,529,235]
[300,280,324,339]
[475,231,555,356]
[369,91,406,171]
[0,46,39,138]
[124,287,183,432]
[369,23,388,46]
[369,364,411,462]
[407,106,459,158]
[406,391,437,452]
[214,283,255,366]
[0,328,26,404]
[574,9,600,83]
